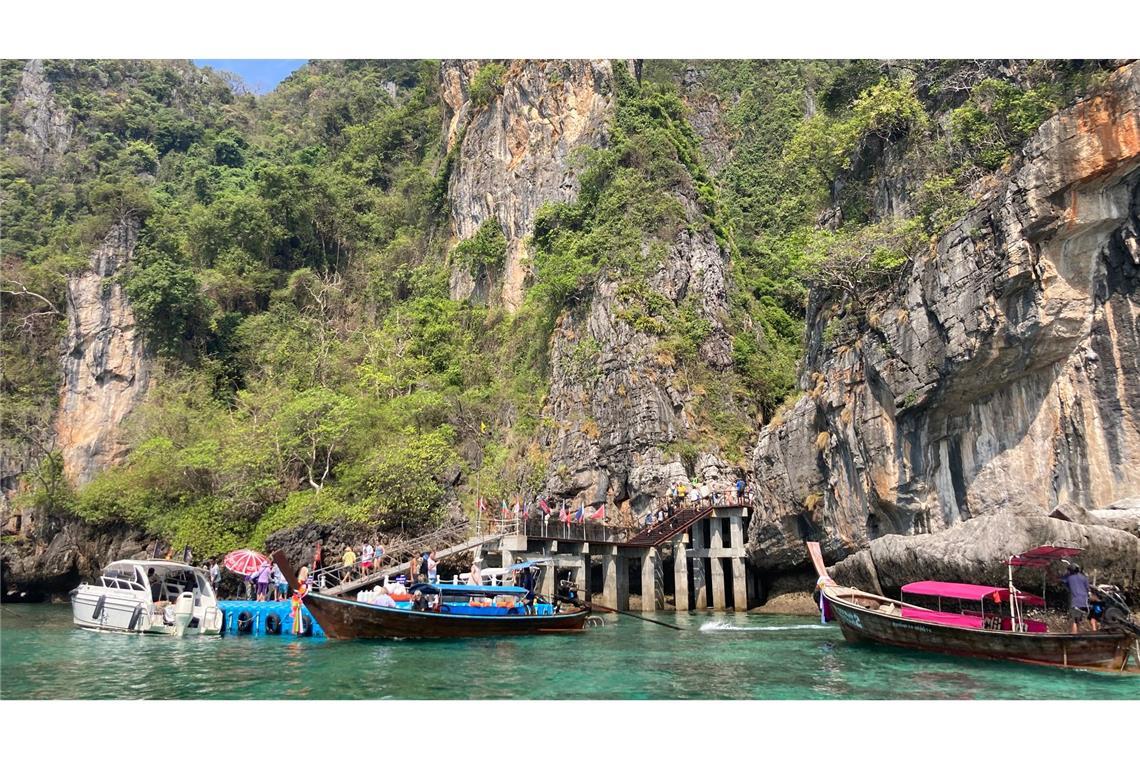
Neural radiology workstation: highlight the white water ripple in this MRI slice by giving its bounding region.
[699,620,830,632]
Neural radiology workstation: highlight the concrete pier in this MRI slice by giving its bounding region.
[481,505,752,613]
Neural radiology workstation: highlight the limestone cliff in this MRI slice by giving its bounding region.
[540,197,739,508]
[54,220,150,485]
[442,60,614,310]
[9,59,74,170]
[748,62,1140,570]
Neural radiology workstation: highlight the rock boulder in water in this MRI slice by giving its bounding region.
[829,513,1140,596]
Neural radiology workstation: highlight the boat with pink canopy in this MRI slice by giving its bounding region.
[808,542,1140,673]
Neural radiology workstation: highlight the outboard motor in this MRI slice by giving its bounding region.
[1094,584,1140,636]
[173,592,195,636]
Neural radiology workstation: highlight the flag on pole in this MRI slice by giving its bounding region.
[501,499,509,515]
[539,498,550,515]
[574,504,585,523]
[589,503,606,521]
[559,504,569,523]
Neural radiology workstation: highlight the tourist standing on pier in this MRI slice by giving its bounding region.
[342,545,357,583]
[272,562,287,601]
[256,561,271,602]
[361,541,374,576]
[427,551,439,583]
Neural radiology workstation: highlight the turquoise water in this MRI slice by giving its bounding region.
[1,604,1136,699]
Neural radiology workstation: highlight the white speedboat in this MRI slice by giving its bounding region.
[70,560,223,636]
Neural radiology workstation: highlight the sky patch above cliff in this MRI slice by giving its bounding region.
[193,59,306,94]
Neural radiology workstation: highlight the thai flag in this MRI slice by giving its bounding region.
[574,505,585,523]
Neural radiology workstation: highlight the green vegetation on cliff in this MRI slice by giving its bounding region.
[2,58,1118,556]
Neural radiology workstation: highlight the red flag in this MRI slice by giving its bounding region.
[589,504,606,521]
[560,505,569,523]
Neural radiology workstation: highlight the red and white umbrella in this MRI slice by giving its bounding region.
[223,549,269,576]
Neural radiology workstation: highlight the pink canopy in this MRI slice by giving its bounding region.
[1004,544,1083,567]
[901,581,1045,606]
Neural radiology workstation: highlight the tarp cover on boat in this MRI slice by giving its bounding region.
[901,581,1045,606]
[410,583,530,596]
[1004,544,1083,567]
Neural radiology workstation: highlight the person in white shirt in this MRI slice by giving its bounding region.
[372,587,397,608]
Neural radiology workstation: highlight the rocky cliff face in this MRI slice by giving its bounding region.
[9,59,74,170]
[540,197,739,508]
[749,62,1140,570]
[441,60,614,310]
[0,511,152,601]
[54,220,150,485]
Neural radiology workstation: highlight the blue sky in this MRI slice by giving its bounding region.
[193,60,308,95]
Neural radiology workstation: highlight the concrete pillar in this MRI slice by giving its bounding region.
[729,514,744,549]
[640,548,660,612]
[615,552,630,610]
[541,555,555,597]
[692,520,707,609]
[501,549,514,570]
[732,558,748,610]
[600,548,618,609]
[710,518,726,611]
[581,552,592,602]
[673,539,690,611]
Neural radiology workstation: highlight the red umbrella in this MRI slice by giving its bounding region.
[223,549,269,576]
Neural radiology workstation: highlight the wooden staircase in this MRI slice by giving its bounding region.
[321,531,503,597]
[620,505,714,547]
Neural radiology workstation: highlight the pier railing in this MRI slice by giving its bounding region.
[311,521,471,590]
[482,514,635,544]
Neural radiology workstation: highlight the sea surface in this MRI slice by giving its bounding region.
[1,604,1137,699]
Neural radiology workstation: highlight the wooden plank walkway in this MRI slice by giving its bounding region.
[323,532,504,596]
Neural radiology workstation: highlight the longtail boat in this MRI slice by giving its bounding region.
[272,550,590,639]
[807,542,1140,673]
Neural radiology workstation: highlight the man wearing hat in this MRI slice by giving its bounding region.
[1062,564,1097,634]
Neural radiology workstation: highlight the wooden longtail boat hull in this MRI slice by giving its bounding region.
[303,592,590,639]
[824,587,1137,671]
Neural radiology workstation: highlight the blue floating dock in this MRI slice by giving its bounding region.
[217,600,325,638]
